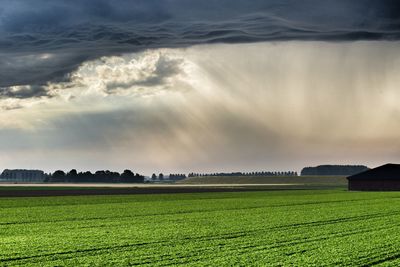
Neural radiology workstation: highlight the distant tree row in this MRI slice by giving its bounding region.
[47,169,144,183]
[187,171,298,177]
[300,165,369,176]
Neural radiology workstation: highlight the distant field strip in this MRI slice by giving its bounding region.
[179,175,347,185]
[0,184,313,197]
[1,190,400,266]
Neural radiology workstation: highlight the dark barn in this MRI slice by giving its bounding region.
[347,164,400,191]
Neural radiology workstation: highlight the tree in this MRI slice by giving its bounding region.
[79,171,93,182]
[134,173,145,183]
[121,169,134,183]
[66,169,78,182]
[158,173,164,180]
[51,170,66,182]
[68,169,77,176]
[151,173,157,180]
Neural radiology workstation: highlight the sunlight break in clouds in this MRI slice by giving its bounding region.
[0,41,400,173]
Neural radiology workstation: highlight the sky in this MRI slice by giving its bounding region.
[0,0,400,174]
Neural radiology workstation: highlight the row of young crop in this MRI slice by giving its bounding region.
[2,191,400,265]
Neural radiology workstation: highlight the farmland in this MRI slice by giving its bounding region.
[1,189,400,266]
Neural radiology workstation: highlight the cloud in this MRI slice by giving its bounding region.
[0,85,48,99]
[0,0,399,93]
[46,51,189,100]
[0,50,187,107]
[104,54,184,93]
[0,52,89,88]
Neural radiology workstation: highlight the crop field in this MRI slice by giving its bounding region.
[1,189,400,266]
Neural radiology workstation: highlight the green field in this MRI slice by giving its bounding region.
[1,189,400,266]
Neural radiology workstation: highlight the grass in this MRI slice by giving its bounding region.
[1,189,400,266]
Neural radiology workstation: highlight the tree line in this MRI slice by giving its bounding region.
[47,169,144,183]
[300,165,369,176]
[187,171,298,177]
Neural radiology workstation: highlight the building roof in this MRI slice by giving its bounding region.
[347,164,400,180]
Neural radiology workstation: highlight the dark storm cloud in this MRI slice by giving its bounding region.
[0,52,89,88]
[0,84,47,99]
[0,0,399,93]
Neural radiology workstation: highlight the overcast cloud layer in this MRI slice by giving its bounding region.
[1,0,400,92]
